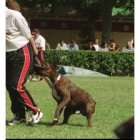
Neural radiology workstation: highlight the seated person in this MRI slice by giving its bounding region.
[93,38,101,51]
[67,40,79,50]
[108,39,119,52]
[100,42,109,52]
[56,39,68,50]
[122,41,134,52]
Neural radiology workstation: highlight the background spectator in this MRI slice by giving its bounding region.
[122,41,134,52]
[100,42,109,52]
[31,28,46,81]
[88,41,95,50]
[32,28,46,62]
[56,39,68,50]
[67,40,79,50]
[107,39,119,52]
[88,38,100,51]
[93,38,100,51]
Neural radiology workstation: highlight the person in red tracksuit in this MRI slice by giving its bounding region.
[6,0,43,125]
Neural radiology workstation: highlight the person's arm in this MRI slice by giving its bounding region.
[28,36,38,55]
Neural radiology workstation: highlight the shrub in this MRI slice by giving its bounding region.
[45,50,134,76]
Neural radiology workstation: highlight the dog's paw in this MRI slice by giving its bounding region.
[52,119,60,125]
[87,124,93,128]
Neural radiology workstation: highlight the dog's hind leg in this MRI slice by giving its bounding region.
[62,107,75,124]
[86,114,93,127]
[86,103,95,127]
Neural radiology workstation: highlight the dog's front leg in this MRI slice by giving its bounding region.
[53,95,70,125]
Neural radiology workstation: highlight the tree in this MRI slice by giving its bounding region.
[17,0,134,45]
[101,0,114,43]
[101,0,134,43]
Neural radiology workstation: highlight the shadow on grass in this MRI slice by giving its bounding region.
[39,121,85,127]
[67,123,85,127]
[6,120,85,128]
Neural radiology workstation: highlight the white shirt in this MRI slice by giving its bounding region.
[34,35,46,51]
[122,47,134,53]
[93,44,100,52]
[56,43,68,50]
[6,8,31,52]
[100,47,109,52]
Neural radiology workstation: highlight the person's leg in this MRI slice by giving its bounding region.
[6,45,42,125]
[39,50,44,62]
[6,50,26,120]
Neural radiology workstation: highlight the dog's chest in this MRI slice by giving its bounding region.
[45,77,61,101]
[52,88,61,101]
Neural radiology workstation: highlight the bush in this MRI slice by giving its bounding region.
[44,50,134,76]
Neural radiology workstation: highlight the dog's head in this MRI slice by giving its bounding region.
[34,60,58,77]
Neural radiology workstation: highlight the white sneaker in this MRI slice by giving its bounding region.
[27,111,43,124]
[7,117,26,126]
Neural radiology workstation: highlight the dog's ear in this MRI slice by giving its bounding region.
[50,63,59,70]
[45,60,59,70]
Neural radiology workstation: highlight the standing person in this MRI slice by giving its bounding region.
[31,28,46,81]
[6,0,43,125]
[31,28,46,62]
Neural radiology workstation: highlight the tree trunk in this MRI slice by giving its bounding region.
[101,0,114,43]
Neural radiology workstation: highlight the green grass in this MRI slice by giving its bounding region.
[6,76,134,139]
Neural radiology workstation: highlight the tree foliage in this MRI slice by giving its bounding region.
[17,0,134,17]
[17,0,134,44]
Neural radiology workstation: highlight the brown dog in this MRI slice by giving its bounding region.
[35,61,96,127]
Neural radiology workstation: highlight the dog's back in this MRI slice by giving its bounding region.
[55,75,95,104]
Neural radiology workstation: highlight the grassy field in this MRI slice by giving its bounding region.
[6,76,134,139]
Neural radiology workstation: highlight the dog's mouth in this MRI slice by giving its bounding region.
[35,69,49,77]
[34,65,47,76]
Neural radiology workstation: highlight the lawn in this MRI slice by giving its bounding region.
[6,76,134,139]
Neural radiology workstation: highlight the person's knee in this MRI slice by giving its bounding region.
[6,81,17,91]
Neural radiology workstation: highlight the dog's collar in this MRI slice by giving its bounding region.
[56,74,61,81]
[54,74,61,85]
